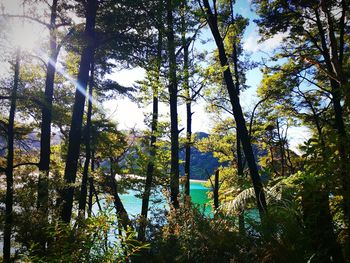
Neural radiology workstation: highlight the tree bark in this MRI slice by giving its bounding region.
[167,0,179,209]
[138,29,162,241]
[181,0,191,197]
[87,151,95,217]
[276,119,285,177]
[37,0,59,213]
[78,62,94,217]
[3,49,20,263]
[213,169,219,210]
[60,0,97,223]
[230,16,246,232]
[236,130,245,234]
[202,0,267,217]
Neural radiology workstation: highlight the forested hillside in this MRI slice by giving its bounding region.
[179,132,220,180]
[0,0,349,262]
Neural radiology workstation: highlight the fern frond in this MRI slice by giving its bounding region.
[221,187,255,212]
[221,181,285,213]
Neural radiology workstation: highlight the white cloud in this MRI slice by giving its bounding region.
[243,27,288,53]
[107,67,146,87]
[104,67,211,133]
[103,67,146,130]
[288,126,311,154]
[104,98,145,130]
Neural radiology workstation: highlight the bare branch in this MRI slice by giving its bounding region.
[1,14,49,28]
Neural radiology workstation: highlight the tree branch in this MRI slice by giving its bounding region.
[1,14,49,28]
[13,162,39,169]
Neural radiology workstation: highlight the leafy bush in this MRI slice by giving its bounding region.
[20,211,149,263]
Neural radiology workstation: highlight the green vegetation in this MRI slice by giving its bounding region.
[0,0,349,262]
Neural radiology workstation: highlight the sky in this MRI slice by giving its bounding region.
[103,0,310,151]
[0,0,310,151]
[105,0,260,132]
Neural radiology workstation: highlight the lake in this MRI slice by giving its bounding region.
[118,180,211,218]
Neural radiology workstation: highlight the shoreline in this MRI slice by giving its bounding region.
[115,174,208,184]
[190,179,208,183]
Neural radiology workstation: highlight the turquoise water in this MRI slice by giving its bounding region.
[118,180,211,217]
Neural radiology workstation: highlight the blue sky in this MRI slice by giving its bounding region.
[106,0,309,151]
[106,0,271,125]
[0,0,309,151]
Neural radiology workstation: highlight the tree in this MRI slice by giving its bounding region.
[78,61,94,217]
[38,0,72,214]
[199,0,267,217]
[181,0,192,197]
[60,0,98,223]
[167,0,180,209]
[256,57,346,263]
[138,25,163,240]
[253,0,350,229]
[3,49,20,263]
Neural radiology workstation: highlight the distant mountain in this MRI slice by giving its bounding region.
[0,131,63,157]
[179,132,268,181]
[179,132,220,180]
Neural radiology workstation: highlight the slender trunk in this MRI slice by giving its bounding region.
[88,180,102,216]
[230,14,246,232]
[213,169,219,210]
[202,0,267,216]
[37,0,59,213]
[276,119,285,177]
[184,100,192,196]
[167,0,179,209]
[269,146,279,176]
[109,158,131,230]
[60,0,97,223]
[138,30,162,241]
[78,62,94,217]
[87,177,93,217]
[181,0,191,197]
[285,142,295,174]
[3,49,20,263]
[231,19,243,179]
[236,131,245,234]
[236,133,243,177]
[88,151,96,217]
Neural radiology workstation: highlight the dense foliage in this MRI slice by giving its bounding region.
[0,0,349,262]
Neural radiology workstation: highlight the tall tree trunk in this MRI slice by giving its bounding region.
[181,0,191,197]
[202,0,267,217]
[314,7,350,231]
[78,62,94,218]
[138,30,162,241]
[37,0,59,213]
[60,0,97,223]
[3,49,20,263]
[167,0,179,209]
[230,15,246,232]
